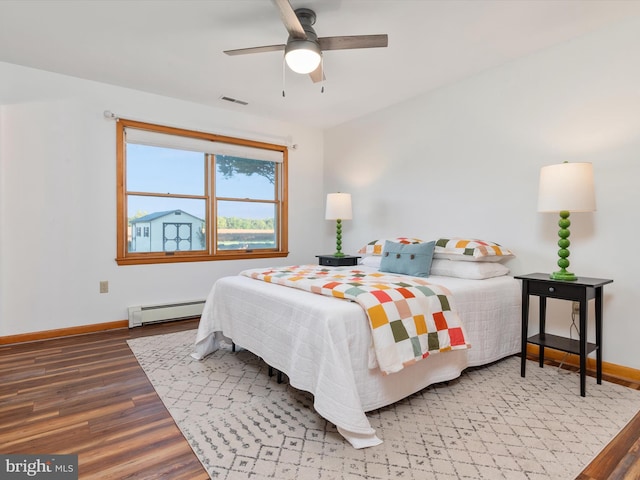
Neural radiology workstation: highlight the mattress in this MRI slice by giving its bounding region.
[192,266,521,448]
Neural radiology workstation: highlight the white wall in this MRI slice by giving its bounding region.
[0,62,325,337]
[324,17,640,369]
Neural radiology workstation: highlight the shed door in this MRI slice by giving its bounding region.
[163,223,192,251]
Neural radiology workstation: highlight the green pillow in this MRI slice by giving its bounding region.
[379,240,435,277]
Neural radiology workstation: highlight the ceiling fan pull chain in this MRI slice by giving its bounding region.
[320,56,325,93]
[282,56,286,97]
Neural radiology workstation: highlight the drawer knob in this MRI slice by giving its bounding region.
[548,287,555,292]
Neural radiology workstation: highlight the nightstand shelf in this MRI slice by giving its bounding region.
[526,333,597,358]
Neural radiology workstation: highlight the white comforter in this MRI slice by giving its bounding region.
[192,267,521,448]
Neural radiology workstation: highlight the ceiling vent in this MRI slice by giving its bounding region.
[219,95,248,106]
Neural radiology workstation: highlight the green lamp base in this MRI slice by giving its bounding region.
[333,219,345,258]
[551,210,577,281]
[550,270,577,281]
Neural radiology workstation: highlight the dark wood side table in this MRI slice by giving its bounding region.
[316,255,360,267]
[515,273,613,397]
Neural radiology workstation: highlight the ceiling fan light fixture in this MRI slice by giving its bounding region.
[285,40,321,74]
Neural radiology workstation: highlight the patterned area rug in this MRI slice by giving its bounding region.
[128,330,640,480]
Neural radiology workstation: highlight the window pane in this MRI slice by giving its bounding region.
[128,196,206,253]
[126,144,205,195]
[217,200,276,250]
[215,155,275,200]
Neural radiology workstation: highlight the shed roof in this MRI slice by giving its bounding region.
[131,209,203,223]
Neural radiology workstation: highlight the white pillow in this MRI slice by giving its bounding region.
[360,255,382,268]
[430,259,510,280]
[362,256,509,280]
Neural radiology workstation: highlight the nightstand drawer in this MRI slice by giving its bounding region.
[527,281,583,300]
[317,255,360,267]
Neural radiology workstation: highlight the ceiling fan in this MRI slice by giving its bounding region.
[224,0,388,83]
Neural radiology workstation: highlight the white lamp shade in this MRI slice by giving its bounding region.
[285,41,322,74]
[325,193,352,220]
[537,162,596,213]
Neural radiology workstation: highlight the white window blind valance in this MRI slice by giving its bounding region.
[125,128,284,163]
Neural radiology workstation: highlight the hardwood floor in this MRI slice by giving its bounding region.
[0,319,208,479]
[1,320,639,479]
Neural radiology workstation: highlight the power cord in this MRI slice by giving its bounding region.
[557,302,580,371]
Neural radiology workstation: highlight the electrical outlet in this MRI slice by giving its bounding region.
[99,281,109,294]
[572,301,580,315]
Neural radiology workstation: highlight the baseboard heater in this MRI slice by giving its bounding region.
[128,300,205,328]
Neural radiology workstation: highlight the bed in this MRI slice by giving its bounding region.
[192,257,521,448]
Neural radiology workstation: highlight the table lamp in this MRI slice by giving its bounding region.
[325,193,352,257]
[537,162,596,281]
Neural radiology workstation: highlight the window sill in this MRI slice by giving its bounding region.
[115,251,289,266]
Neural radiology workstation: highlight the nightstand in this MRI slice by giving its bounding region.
[316,255,360,267]
[515,273,613,397]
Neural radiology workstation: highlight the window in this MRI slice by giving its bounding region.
[116,119,288,265]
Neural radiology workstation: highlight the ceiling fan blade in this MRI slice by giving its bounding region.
[224,44,285,56]
[309,63,325,83]
[318,34,388,51]
[272,0,306,39]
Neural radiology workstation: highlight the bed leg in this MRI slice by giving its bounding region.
[266,364,284,383]
[231,342,236,352]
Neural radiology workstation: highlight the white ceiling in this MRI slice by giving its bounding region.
[1,0,640,129]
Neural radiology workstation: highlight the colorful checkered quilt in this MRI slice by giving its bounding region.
[241,265,470,375]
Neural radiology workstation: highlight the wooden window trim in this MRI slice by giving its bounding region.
[115,119,288,265]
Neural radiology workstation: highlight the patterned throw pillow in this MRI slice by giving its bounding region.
[379,240,435,277]
[357,237,425,256]
[434,238,514,262]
